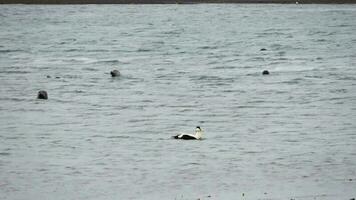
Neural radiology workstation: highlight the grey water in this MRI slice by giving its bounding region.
[1,4,356,200]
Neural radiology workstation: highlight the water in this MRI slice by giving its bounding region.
[1,4,356,200]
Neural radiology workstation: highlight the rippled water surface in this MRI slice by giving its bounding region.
[1,4,356,200]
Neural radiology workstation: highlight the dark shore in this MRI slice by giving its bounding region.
[1,0,356,4]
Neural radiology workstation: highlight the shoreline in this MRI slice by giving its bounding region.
[1,0,356,4]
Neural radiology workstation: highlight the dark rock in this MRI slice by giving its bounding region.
[260,48,267,51]
[37,90,48,99]
[110,70,120,77]
[262,70,270,75]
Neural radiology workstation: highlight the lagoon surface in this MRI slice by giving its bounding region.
[1,4,356,200]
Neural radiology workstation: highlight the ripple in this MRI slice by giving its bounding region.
[0,152,11,156]
[93,59,122,64]
[0,70,30,74]
[0,49,24,53]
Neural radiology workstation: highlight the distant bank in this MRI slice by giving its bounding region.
[1,0,356,3]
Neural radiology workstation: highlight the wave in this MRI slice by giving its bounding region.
[66,58,123,65]
[0,152,11,156]
[94,59,121,64]
[0,49,24,53]
[0,97,30,102]
[0,70,30,74]
[136,48,152,52]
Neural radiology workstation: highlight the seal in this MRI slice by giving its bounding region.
[110,70,120,77]
[37,90,48,99]
[262,70,270,75]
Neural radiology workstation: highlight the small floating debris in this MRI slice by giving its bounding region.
[110,69,120,77]
[46,75,51,78]
[262,70,270,75]
[260,48,267,51]
[37,90,48,99]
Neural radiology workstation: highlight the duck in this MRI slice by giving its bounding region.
[173,126,203,140]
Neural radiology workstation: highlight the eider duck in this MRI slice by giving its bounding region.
[173,126,203,140]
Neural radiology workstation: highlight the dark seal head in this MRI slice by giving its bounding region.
[37,90,48,99]
[110,70,120,77]
[262,70,270,75]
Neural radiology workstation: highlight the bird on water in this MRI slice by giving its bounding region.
[173,126,203,140]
